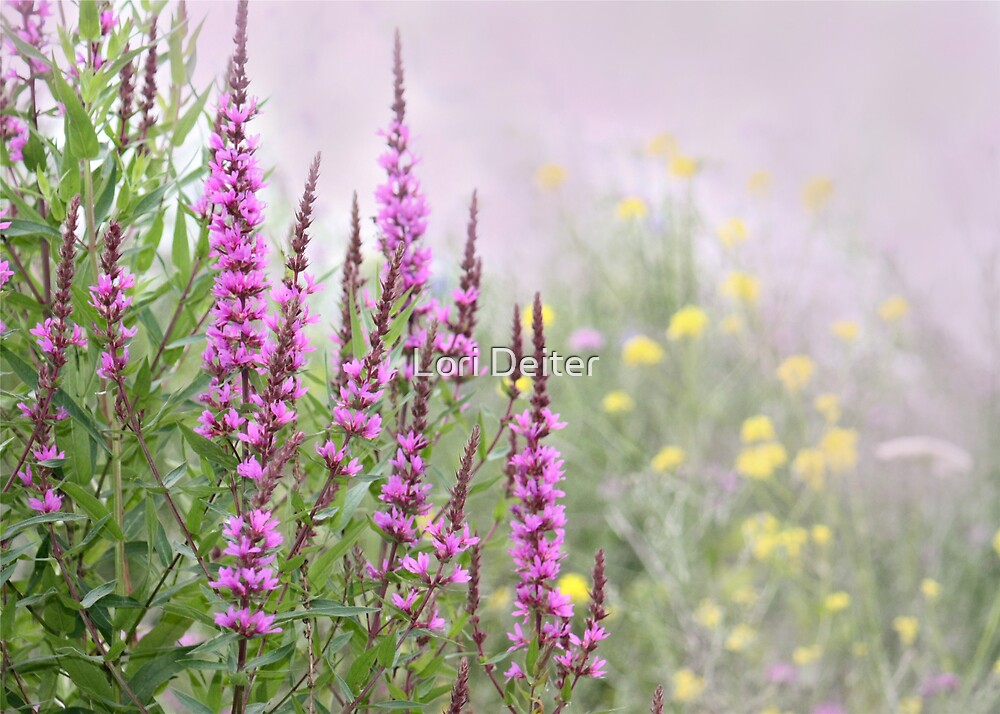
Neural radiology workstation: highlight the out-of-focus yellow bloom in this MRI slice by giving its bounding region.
[736,442,788,480]
[921,578,941,601]
[793,448,826,491]
[616,196,648,220]
[776,355,816,392]
[603,390,634,414]
[820,427,858,473]
[852,642,869,658]
[652,445,686,472]
[498,375,532,398]
[671,668,706,703]
[730,586,758,607]
[720,314,745,334]
[811,524,833,546]
[647,133,677,157]
[557,573,591,605]
[879,295,909,322]
[793,644,822,666]
[720,271,760,304]
[725,624,757,652]
[824,591,851,613]
[748,170,772,196]
[814,393,841,423]
[667,305,709,340]
[894,616,919,646]
[669,154,699,179]
[831,319,860,343]
[899,696,923,714]
[487,586,512,611]
[741,415,776,444]
[535,163,567,190]
[778,527,808,559]
[694,599,723,629]
[521,303,555,330]
[802,176,834,213]
[622,335,665,366]
[993,528,1000,557]
[994,658,1000,675]
[717,218,748,248]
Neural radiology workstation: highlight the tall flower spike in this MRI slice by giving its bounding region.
[89,221,138,417]
[196,0,270,442]
[447,658,471,714]
[16,197,87,513]
[138,15,159,142]
[554,549,609,687]
[5,1,52,75]
[503,303,524,496]
[334,191,365,387]
[439,191,481,373]
[116,43,135,147]
[242,156,322,508]
[506,294,572,668]
[375,31,430,293]
[650,685,665,714]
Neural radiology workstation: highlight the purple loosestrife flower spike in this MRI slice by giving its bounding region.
[438,191,482,373]
[505,294,573,665]
[502,303,524,496]
[196,0,270,442]
[116,43,136,148]
[554,550,610,688]
[89,222,137,417]
[138,15,158,142]
[243,156,322,508]
[650,685,665,714]
[4,1,52,75]
[447,658,471,714]
[16,197,86,513]
[333,192,364,387]
[375,31,430,293]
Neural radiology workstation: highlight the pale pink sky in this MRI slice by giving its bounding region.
[191,1,1000,374]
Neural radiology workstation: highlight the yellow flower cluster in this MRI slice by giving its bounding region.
[920,578,941,601]
[717,217,748,248]
[824,591,851,613]
[776,354,816,392]
[720,271,760,304]
[671,668,706,703]
[802,176,834,213]
[814,393,841,423]
[793,447,826,491]
[667,305,709,340]
[535,163,567,190]
[670,154,699,179]
[557,573,591,605]
[622,334,664,366]
[522,303,555,329]
[603,390,634,414]
[652,445,686,472]
[741,513,811,561]
[793,643,822,666]
[819,427,858,473]
[724,624,757,652]
[741,415,776,443]
[893,615,919,646]
[879,295,909,322]
[737,415,786,480]
[616,196,649,220]
[831,319,859,343]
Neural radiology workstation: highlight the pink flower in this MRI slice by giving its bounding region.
[28,488,62,513]
[214,606,281,638]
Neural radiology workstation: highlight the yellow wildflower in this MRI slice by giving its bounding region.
[602,390,634,414]
[814,393,841,423]
[776,354,816,392]
[557,573,590,605]
[487,587,512,611]
[748,170,772,196]
[498,375,532,398]
[992,527,1000,557]
[920,578,941,601]
[669,154,698,179]
[899,696,923,714]
[694,599,723,629]
[667,305,709,340]
[720,314,744,334]
[802,176,834,212]
[736,442,788,480]
[671,668,705,703]
[725,624,757,652]
[811,524,833,546]
[793,448,826,491]
[647,133,677,157]
[522,303,555,329]
[820,427,858,473]
[720,271,760,304]
[793,644,822,666]
[879,295,909,322]
[778,527,808,559]
[994,658,1000,675]
[622,335,665,366]
[824,591,851,613]
[717,218,748,248]
[741,415,776,444]
[730,587,758,607]
[616,196,648,220]
[652,445,686,472]
[893,616,919,646]
[535,163,567,190]
[831,319,860,343]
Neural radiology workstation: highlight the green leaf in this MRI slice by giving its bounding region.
[376,632,397,668]
[272,603,377,624]
[1,512,88,540]
[307,517,366,582]
[179,425,238,470]
[1,218,61,240]
[172,689,216,714]
[348,290,366,360]
[59,482,123,540]
[371,703,426,710]
[172,86,210,147]
[61,655,114,702]
[245,641,295,670]
[80,581,116,608]
[79,0,101,41]
[382,290,418,349]
[48,56,100,159]
[171,202,190,276]
[127,649,192,704]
